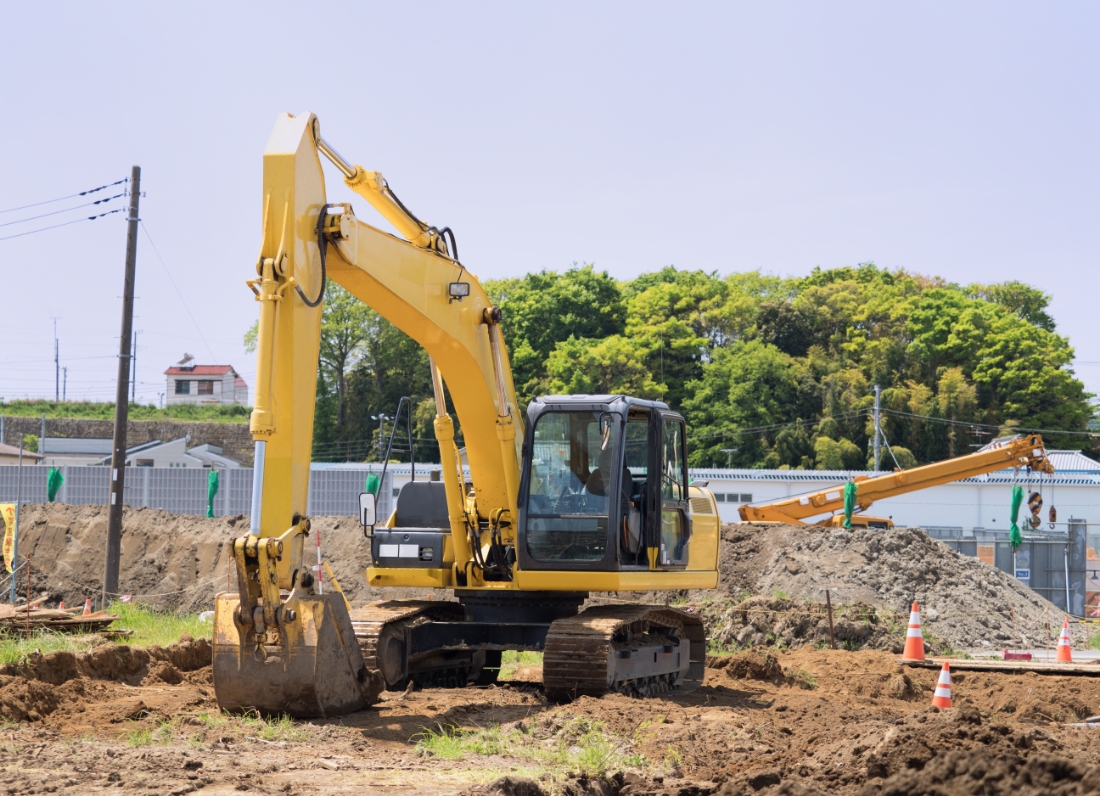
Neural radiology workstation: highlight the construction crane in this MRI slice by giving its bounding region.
[212,113,719,718]
[737,434,1054,528]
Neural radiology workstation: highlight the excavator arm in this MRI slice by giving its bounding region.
[738,434,1054,525]
[215,112,524,717]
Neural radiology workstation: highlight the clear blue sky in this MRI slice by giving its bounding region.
[1,3,1097,408]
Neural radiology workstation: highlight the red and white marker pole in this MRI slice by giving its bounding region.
[316,526,323,595]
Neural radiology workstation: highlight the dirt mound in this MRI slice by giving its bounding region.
[708,650,789,685]
[0,637,210,722]
[698,596,929,654]
[13,503,430,613]
[712,523,1066,652]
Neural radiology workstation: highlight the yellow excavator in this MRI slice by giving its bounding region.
[212,113,719,718]
[737,434,1055,528]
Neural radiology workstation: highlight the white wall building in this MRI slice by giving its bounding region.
[349,453,1100,536]
[165,355,248,406]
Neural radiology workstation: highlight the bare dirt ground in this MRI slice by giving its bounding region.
[4,639,1100,795]
[5,505,1093,794]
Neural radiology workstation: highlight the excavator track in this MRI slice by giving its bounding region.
[351,600,484,689]
[542,605,706,701]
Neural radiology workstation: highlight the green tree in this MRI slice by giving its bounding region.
[969,280,1056,331]
[487,265,626,406]
[546,335,665,398]
[683,340,807,468]
[813,436,863,470]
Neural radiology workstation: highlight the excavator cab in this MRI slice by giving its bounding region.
[517,395,692,573]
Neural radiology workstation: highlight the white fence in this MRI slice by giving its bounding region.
[0,465,395,519]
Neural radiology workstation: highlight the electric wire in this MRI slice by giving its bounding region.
[139,221,218,362]
[0,178,127,215]
[0,193,125,229]
[878,408,1098,438]
[0,208,125,242]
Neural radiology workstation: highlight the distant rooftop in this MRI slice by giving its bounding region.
[41,437,112,455]
[165,364,237,376]
[0,443,43,460]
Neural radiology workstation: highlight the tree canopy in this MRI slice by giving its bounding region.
[254,263,1095,467]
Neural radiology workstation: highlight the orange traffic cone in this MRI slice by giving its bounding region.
[82,598,92,616]
[931,662,952,709]
[902,601,926,661]
[1057,617,1073,662]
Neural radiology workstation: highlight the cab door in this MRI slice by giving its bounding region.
[644,412,691,568]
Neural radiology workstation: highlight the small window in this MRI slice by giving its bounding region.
[714,493,726,503]
[393,488,400,498]
[197,381,214,395]
[661,420,685,502]
[175,380,190,395]
[136,459,154,468]
[741,493,753,503]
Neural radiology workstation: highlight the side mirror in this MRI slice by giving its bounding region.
[359,492,377,527]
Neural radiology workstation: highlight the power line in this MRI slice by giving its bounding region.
[139,221,218,362]
[0,178,128,215]
[0,207,124,242]
[0,192,125,229]
[878,407,1097,438]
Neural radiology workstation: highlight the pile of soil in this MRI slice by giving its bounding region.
[10,503,425,613]
[714,523,1067,652]
[696,596,930,655]
[0,637,211,723]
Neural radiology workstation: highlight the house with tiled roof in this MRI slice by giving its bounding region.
[164,354,249,406]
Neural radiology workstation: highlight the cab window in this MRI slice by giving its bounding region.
[526,411,616,563]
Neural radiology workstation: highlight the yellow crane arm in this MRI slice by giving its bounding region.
[738,434,1054,525]
[246,112,522,575]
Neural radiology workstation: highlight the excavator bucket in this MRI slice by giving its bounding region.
[212,592,383,718]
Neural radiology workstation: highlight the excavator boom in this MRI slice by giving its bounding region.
[738,434,1054,525]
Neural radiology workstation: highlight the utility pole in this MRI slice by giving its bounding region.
[9,443,22,603]
[62,367,67,401]
[131,330,140,404]
[104,165,141,600]
[872,384,882,472]
[52,318,60,402]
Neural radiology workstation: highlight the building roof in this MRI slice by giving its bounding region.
[164,365,237,376]
[1044,450,1100,473]
[0,443,43,461]
[234,376,247,387]
[41,437,113,455]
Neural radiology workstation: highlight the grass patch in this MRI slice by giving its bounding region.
[124,718,175,746]
[237,712,311,743]
[0,601,210,666]
[0,399,250,423]
[414,714,659,780]
[791,666,817,690]
[108,600,211,646]
[499,650,542,679]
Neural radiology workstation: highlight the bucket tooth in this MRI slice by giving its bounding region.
[213,592,383,719]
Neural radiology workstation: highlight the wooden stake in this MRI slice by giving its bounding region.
[826,589,837,650]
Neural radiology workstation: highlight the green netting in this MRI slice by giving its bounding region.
[46,467,64,503]
[842,481,858,529]
[207,470,220,518]
[1009,484,1024,551]
[365,473,381,496]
